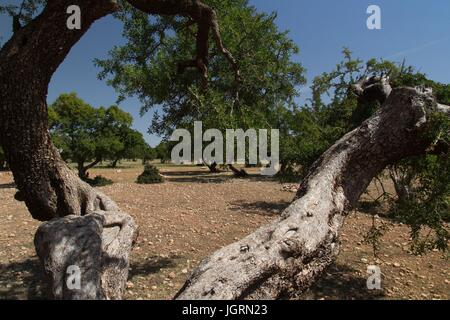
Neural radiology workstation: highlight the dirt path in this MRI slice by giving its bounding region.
[0,165,448,300]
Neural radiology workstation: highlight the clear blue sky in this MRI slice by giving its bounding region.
[1,0,449,146]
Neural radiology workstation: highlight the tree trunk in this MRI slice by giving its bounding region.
[228,164,248,177]
[175,87,448,300]
[111,159,119,168]
[205,161,220,173]
[0,0,119,221]
[388,166,413,203]
[34,212,137,299]
[0,0,241,301]
[78,158,102,180]
[0,0,137,299]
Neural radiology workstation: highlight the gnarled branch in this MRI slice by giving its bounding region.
[175,86,447,300]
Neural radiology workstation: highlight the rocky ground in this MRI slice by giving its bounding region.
[0,163,448,300]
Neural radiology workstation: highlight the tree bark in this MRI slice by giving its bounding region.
[111,159,119,168]
[0,0,237,221]
[34,212,137,299]
[0,0,119,221]
[0,0,138,300]
[0,0,239,300]
[175,87,448,300]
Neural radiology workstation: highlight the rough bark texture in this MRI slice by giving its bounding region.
[0,0,119,221]
[0,0,238,221]
[0,0,239,300]
[34,212,137,299]
[176,87,447,300]
[2,0,448,301]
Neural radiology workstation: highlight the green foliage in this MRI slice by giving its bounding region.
[136,164,164,184]
[388,113,450,254]
[0,0,47,40]
[300,49,450,254]
[49,93,148,174]
[85,175,114,187]
[96,0,305,149]
[363,215,390,258]
[154,141,172,163]
[390,157,449,254]
[142,145,157,164]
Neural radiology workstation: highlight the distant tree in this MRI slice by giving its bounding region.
[110,127,148,168]
[49,93,145,179]
[142,145,157,164]
[1,0,448,301]
[154,141,172,163]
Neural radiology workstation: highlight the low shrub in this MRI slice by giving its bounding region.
[85,175,114,187]
[136,164,164,184]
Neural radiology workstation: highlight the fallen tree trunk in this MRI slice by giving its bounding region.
[176,87,448,299]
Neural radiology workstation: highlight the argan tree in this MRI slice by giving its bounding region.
[0,0,448,300]
[49,93,147,178]
[96,0,304,173]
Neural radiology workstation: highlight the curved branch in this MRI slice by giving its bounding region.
[127,0,240,91]
[176,87,446,299]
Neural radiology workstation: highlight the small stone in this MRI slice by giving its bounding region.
[181,269,188,274]
[393,262,401,268]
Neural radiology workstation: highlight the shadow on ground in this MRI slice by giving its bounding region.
[162,169,278,184]
[230,200,291,216]
[0,258,49,300]
[301,263,385,300]
[129,255,180,279]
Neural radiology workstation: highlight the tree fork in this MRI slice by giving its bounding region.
[0,0,237,299]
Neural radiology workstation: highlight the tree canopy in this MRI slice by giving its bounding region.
[96,0,305,140]
[49,93,148,178]
[280,49,450,253]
